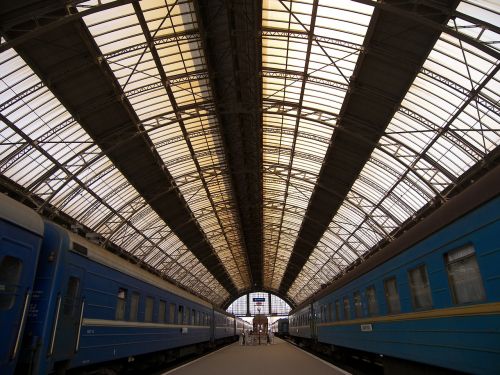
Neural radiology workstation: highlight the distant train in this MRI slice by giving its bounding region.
[270,318,289,338]
[288,171,500,374]
[0,193,251,375]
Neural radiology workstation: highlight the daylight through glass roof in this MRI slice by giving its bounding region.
[0,0,498,307]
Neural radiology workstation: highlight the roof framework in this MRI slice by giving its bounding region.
[0,0,499,307]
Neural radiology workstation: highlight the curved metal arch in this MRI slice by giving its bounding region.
[262,102,446,200]
[0,83,235,301]
[263,69,481,185]
[261,214,365,271]
[264,163,405,229]
[103,29,201,60]
[25,131,237,258]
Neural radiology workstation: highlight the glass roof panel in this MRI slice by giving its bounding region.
[262,0,373,291]
[83,0,249,290]
[288,0,500,304]
[0,39,229,302]
[1,0,498,307]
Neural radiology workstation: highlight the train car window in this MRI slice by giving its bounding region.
[366,285,379,316]
[130,292,140,321]
[343,297,351,320]
[353,291,363,318]
[178,305,184,324]
[192,309,196,325]
[145,296,154,322]
[159,300,166,323]
[445,245,486,304]
[63,277,80,316]
[170,303,176,323]
[115,288,127,320]
[328,303,333,322]
[384,277,401,314]
[335,299,340,321]
[186,307,190,325]
[0,256,23,310]
[408,265,433,309]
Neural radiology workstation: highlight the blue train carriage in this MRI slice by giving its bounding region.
[289,304,315,344]
[271,318,289,337]
[310,171,500,374]
[0,194,44,375]
[17,221,214,374]
[235,316,246,334]
[212,307,238,344]
[235,316,252,337]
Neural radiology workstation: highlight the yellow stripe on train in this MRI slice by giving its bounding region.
[315,302,500,327]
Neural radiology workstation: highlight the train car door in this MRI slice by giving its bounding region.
[52,264,85,362]
[310,304,318,342]
[0,236,40,373]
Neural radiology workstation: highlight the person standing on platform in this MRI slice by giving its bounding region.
[241,330,246,345]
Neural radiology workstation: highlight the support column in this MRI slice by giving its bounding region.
[268,293,272,315]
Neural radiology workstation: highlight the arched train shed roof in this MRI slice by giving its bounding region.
[0,0,499,308]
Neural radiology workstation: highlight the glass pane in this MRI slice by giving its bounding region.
[408,265,433,309]
[0,256,23,310]
[178,305,184,324]
[130,292,140,321]
[342,296,351,320]
[353,291,363,318]
[159,300,166,323]
[446,245,486,304]
[63,276,80,316]
[145,296,154,322]
[366,285,378,316]
[384,277,401,314]
[116,288,127,320]
[170,303,176,323]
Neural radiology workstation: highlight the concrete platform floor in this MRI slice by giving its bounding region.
[161,338,350,375]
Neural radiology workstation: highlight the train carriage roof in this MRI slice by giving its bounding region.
[0,193,44,236]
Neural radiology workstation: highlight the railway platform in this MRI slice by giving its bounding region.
[161,338,350,375]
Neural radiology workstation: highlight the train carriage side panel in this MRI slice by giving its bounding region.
[17,221,215,374]
[16,221,71,375]
[0,194,44,375]
[289,304,313,340]
[315,196,500,374]
[67,232,213,370]
[213,309,238,342]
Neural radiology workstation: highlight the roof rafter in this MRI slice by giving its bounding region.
[194,0,264,289]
